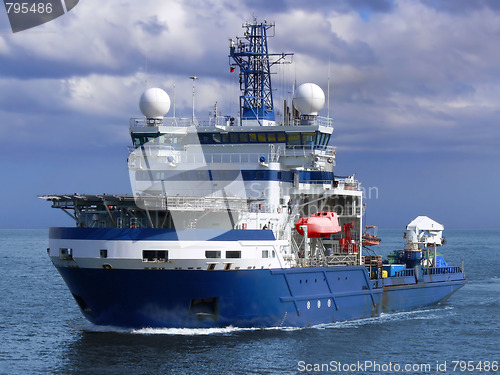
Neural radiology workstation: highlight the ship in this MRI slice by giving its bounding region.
[40,20,465,328]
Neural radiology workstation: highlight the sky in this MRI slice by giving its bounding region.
[0,0,499,229]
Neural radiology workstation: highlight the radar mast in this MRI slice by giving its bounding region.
[229,19,292,126]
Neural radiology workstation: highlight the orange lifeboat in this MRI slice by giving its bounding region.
[295,212,342,238]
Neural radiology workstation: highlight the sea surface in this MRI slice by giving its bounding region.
[0,229,498,375]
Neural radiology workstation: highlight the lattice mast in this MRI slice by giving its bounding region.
[229,20,292,126]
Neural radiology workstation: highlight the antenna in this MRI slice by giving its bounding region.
[190,76,198,123]
[173,83,176,118]
[327,57,331,118]
[145,56,148,87]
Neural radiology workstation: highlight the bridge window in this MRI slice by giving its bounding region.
[226,251,241,259]
[302,132,315,145]
[288,133,301,145]
[230,133,239,142]
[258,133,267,142]
[240,133,249,142]
[200,134,211,143]
[316,132,325,146]
[133,136,143,146]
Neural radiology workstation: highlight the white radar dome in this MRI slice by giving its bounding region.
[293,83,325,115]
[139,88,171,119]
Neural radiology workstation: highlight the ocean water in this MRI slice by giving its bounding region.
[0,229,498,375]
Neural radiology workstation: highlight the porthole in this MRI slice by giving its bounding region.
[328,299,332,308]
[307,301,311,310]
[317,300,321,308]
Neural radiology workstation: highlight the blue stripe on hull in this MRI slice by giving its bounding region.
[56,266,382,328]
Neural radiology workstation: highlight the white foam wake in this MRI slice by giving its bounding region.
[68,321,302,335]
[311,306,455,329]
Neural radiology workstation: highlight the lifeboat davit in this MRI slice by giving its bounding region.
[295,212,342,238]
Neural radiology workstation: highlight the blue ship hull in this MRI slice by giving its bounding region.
[57,265,383,328]
[56,264,464,328]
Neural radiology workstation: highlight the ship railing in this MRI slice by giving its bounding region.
[137,195,252,212]
[249,203,283,214]
[130,117,194,128]
[298,179,338,186]
[324,242,361,254]
[281,145,336,157]
[394,269,415,277]
[198,116,236,127]
[128,145,279,165]
[297,257,326,267]
[164,196,250,212]
[127,144,178,155]
[422,266,462,275]
[292,116,333,128]
[394,266,463,278]
[130,115,334,129]
[325,254,358,266]
[294,181,363,198]
[201,151,277,164]
[297,254,358,267]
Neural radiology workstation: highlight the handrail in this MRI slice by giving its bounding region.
[394,266,463,277]
[422,266,462,275]
[128,144,280,165]
[293,116,333,128]
[130,117,193,127]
